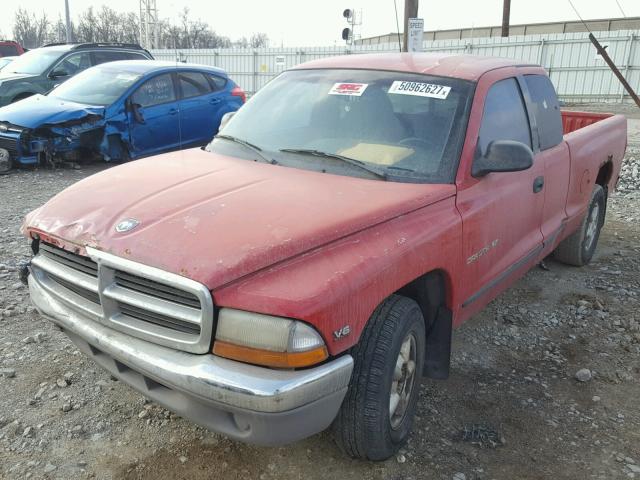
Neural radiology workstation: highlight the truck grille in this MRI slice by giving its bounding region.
[30,242,214,353]
[0,136,18,157]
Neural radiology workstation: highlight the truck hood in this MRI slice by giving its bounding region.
[24,149,455,290]
[0,94,104,129]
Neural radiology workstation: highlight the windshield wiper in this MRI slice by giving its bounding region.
[279,148,387,180]
[215,134,277,164]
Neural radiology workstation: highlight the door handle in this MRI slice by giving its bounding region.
[209,98,221,105]
[533,176,544,193]
[168,108,178,115]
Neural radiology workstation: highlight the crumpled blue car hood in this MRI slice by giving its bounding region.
[0,94,105,129]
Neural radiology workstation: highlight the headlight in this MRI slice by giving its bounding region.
[212,309,328,368]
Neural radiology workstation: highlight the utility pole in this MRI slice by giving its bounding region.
[501,0,511,37]
[64,0,73,43]
[402,0,419,52]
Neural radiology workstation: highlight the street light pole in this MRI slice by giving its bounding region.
[64,0,73,43]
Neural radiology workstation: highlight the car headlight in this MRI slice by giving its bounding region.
[212,309,328,368]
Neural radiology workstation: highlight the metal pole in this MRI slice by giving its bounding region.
[402,0,419,52]
[64,0,73,43]
[589,33,640,108]
[501,0,511,37]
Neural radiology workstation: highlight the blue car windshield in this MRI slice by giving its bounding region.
[49,67,142,106]
[2,49,62,75]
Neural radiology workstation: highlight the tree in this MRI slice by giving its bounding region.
[13,8,50,48]
[10,6,266,50]
[250,33,269,48]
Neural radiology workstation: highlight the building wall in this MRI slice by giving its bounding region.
[152,29,640,103]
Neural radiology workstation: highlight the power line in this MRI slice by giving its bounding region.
[615,0,627,18]
[567,0,592,33]
[393,0,402,53]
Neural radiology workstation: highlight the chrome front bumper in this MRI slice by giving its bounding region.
[29,273,354,445]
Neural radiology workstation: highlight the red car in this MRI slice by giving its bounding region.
[0,40,24,57]
[23,53,626,460]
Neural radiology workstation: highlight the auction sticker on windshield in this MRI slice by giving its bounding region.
[388,81,451,99]
[329,83,368,96]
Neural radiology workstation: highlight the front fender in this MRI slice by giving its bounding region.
[213,197,462,356]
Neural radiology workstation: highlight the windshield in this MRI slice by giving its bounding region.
[2,49,62,75]
[209,69,473,183]
[49,67,142,106]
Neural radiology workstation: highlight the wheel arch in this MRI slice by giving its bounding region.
[394,269,453,380]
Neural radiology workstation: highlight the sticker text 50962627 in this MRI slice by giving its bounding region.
[388,81,451,99]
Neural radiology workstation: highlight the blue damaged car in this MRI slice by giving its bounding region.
[0,61,246,173]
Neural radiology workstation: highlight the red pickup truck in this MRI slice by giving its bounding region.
[23,53,626,460]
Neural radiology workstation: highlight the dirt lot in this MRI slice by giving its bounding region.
[1,111,639,480]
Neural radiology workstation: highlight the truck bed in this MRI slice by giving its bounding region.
[560,110,626,233]
[561,110,614,135]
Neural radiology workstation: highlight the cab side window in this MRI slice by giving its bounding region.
[477,78,531,158]
[131,74,176,108]
[524,74,563,150]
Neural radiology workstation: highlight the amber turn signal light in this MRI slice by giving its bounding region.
[213,341,328,369]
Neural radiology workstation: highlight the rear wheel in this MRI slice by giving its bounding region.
[554,184,605,266]
[333,295,425,460]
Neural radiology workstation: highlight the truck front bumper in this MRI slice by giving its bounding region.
[29,275,354,446]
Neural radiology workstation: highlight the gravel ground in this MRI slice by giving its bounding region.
[1,114,639,480]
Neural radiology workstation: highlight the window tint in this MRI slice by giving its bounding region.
[57,52,92,76]
[179,72,211,99]
[209,74,227,91]
[0,45,19,56]
[131,74,176,107]
[524,74,563,150]
[93,51,130,65]
[477,78,531,158]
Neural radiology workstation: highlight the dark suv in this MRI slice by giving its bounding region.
[0,43,153,107]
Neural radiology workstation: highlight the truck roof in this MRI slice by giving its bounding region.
[293,53,539,82]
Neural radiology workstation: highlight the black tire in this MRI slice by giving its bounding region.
[333,294,425,460]
[554,184,605,266]
[0,149,12,175]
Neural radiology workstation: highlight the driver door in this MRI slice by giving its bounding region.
[128,73,181,157]
[46,51,93,91]
[456,76,544,319]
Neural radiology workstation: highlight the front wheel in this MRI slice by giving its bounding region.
[554,184,605,266]
[333,295,425,460]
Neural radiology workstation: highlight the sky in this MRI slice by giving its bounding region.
[1,0,639,47]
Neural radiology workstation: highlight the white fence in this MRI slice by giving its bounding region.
[151,29,640,103]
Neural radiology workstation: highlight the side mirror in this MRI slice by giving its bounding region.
[49,68,69,79]
[472,140,533,178]
[219,111,236,131]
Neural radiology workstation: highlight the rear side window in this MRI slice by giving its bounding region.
[179,72,211,99]
[0,45,19,56]
[477,78,531,158]
[132,73,176,107]
[209,74,227,91]
[524,74,563,150]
